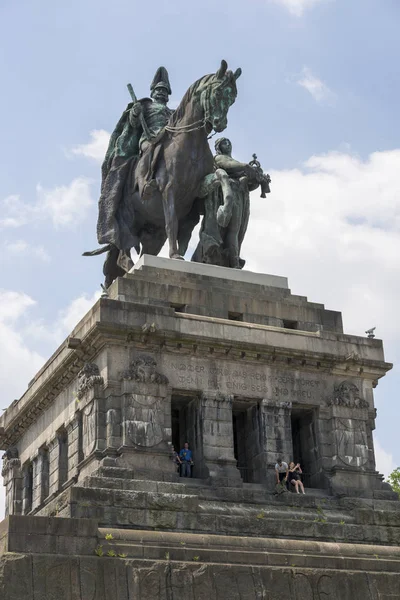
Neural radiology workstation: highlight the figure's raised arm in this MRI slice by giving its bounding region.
[214,153,253,178]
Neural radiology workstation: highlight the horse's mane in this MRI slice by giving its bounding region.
[168,73,216,127]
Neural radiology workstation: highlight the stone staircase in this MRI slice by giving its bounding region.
[35,466,400,547]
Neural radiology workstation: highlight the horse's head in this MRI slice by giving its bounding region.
[201,60,242,133]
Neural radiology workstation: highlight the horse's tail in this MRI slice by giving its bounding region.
[82,244,112,257]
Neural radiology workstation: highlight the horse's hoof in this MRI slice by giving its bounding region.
[171,254,185,260]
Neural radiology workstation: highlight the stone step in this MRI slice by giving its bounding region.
[84,476,206,495]
[74,482,348,519]
[84,474,332,505]
[38,481,400,545]
[96,527,400,572]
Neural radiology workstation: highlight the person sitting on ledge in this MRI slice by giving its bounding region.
[275,457,289,490]
[179,442,193,477]
[288,461,305,494]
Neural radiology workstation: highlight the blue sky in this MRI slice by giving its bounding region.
[1,0,400,513]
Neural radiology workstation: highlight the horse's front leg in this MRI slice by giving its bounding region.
[162,182,183,260]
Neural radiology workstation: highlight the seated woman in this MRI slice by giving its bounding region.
[288,462,305,494]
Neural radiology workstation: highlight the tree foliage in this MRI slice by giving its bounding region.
[387,467,400,496]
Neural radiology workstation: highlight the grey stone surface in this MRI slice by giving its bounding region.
[131,254,289,288]
[0,259,394,512]
[0,259,398,598]
[1,516,400,599]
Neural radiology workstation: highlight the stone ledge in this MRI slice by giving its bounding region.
[130,255,289,289]
[1,517,400,599]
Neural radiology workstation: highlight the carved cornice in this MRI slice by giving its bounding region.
[0,326,103,449]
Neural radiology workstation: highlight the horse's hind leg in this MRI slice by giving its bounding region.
[162,182,182,260]
[140,227,167,256]
[103,245,126,288]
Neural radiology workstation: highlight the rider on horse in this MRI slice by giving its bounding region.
[89,67,174,285]
[85,60,241,287]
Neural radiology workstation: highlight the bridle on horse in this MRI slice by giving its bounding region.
[164,82,222,139]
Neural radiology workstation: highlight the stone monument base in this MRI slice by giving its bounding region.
[1,515,400,599]
[1,256,399,598]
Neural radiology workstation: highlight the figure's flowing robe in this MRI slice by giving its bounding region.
[96,99,173,252]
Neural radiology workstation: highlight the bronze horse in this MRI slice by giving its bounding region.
[85,60,241,286]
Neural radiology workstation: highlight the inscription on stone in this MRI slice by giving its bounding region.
[168,360,322,399]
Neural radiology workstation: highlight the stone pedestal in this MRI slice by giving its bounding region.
[0,257,398,599]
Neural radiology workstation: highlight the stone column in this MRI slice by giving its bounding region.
[260,399,293,487]
[200,392,241,485]
[1,449,22,516]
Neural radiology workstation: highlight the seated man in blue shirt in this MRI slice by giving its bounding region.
[179,442,193,477]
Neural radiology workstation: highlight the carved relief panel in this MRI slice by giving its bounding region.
[334,418,369,468]
[120,354,169,449]
[326,380,372,469]
[123,394,165,448]
[82,400,97,457]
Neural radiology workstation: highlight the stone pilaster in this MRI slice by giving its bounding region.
[48,437,60,496]
[325,404,381,496]
[1,449,22,516]
[21,462,33,515]
[66,416,81,481]
[106,408,121,449]
[200,392,241,484]
[115,357,174,477]
[31,447,49,510]
[260,399,293,487]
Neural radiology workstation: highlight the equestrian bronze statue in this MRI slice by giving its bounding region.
[84,60,242,286]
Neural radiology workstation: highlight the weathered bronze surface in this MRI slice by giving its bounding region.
[192,138,271,268]
[84,60,272,285]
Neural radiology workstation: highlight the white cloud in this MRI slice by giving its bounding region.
[244,149,400,345]
[70,129,110,164]
[0,289,45,400]
[0,177,94,230]
[297,67,335,104]
[57,291,101,334]
[0,288,100,519]
[36,178,94,228]
[5,240,50,262]
[0,289,36,322]
[373,437,396,480]
[271,0,328,17]
[22,291,101,348]
[0,290,46,520]
[244,148,400,473]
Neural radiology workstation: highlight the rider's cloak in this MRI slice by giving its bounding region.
[96,98,152,251]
